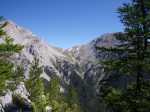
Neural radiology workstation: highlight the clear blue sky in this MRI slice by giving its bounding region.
[1,0,129,48]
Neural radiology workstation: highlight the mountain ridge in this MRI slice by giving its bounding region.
[0,20,117,112]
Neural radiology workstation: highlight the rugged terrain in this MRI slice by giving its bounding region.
[0,20,119,112]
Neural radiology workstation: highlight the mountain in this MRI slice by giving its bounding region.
[0,20,119,112]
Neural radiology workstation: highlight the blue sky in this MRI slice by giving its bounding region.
[1,0,129,48]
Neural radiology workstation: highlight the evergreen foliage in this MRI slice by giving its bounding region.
[25,57,46,112]
[0,17,23,95]
[46,76,66,112]
[65,86,82,112]
[25,55,83,112]
[9,66,25,91]
[46,76,82,112]
[97,0,150,111]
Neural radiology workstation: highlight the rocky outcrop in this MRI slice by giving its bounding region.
[0,20,119,112]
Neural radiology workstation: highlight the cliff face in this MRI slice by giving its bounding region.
[1,20,118,112]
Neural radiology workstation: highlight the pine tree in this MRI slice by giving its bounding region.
[97,0,150,111]
[46,76,60,101]
[25,57,46,112]
[9,66,25,91]
[46,76,82,112]
[46,76,65,112]
[0,17,23,95]
[65,86,82,112]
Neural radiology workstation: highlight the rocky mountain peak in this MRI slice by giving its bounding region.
[1,20,119,112]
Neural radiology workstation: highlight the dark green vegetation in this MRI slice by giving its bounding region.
[0,18,82,112]
[25,57,82,112]
[1,0,150,112]
[0,17,23,94]
[25,57,46,112]
[98,0,150,112]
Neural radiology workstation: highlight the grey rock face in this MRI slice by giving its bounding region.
[1,20,118,112]
[0,104,4,112]
[14,82,30,103]
[0,91,12,106]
